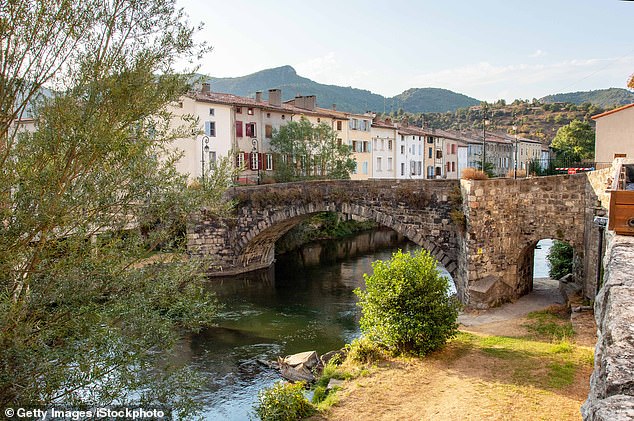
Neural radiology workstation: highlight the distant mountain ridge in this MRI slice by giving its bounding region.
[202,66,480,114]
[200,66,634,114]
[541,88,634,108]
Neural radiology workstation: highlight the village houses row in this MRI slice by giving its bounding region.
[170,84,549,184]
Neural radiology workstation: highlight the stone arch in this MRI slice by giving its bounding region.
[234,200,459,279]
[515,236,579,295]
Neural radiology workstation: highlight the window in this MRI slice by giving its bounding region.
[427,136,434,144]
[235,121,243,137]
[410,160,416,176]
[337,121,342,131]
[428,147,432,158]
[388,139,393,150]
[236,152,244,169]
[281,114,285,120]
[209,108,215,116]
[236,107,242,114]
[265,124,273,139]
[266,112,271,118]
[246,122,256,137]
[401,162,405,176]
[362,161,368,175]
[447,144,451,154]
[317,118,321,123]
[446,162,451,173]
[247,107,254,115]
[251,152,259,170]
[451,144,457,154]
[436,150,442,159]
[209,151,217,168]
[266,153,273,170]
[427,166,434,179]
[451,162,455,172]
[205,121,216,137]
[400,145,405,154]
[376,157,382,172]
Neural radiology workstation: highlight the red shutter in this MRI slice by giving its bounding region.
[258,153,264,170]
[243,152,249,169]
[236,121,243,137]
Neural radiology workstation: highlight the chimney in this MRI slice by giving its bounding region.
[294,95,316,111]
[255,91,262,102]
[201,82,210,94]
[332,104,337,111]
[268,89,281,107]
[385,117,392,125]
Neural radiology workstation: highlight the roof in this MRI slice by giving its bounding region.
[591,103,634,120]
[187,91,347,120]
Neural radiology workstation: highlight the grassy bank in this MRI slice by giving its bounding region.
[308,306,594,421]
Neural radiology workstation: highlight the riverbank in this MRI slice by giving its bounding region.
[310,279,596,421]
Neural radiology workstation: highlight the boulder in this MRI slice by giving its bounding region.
[320,349,347,366]
[278,358,315,383]
[327,378,344,390]
[283,351,320,370]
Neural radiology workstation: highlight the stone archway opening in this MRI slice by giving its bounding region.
[517,238,573,299]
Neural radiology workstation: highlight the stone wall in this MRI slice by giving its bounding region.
[460,175,589,308]
[582,233,634,420]
[188,179,463,283]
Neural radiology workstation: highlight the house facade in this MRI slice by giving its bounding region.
[592,103,634,163]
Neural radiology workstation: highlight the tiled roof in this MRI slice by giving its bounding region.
[187,92,347,119]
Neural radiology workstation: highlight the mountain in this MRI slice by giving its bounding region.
[202,66,480,114]
[392,88,480,113]
[541,88,634,108]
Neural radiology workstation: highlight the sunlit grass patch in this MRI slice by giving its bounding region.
[524,306,575,342]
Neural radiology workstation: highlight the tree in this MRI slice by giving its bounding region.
[354,250,459,356]
[0,0,227,415]
[547,241,574,280]
[550,119,595,163]
[269,117,355,182]
[628,74,634,89]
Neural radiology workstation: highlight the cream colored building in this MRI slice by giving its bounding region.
[169,85,347,183]
[592,103,634,163]
[370,118,397,179]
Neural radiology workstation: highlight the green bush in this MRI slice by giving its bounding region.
[354,249,460,356]
[254,381,315,421]
[345,336,387,364]
[547,241,574,280]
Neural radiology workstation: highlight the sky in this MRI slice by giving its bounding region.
[176,0,634,102]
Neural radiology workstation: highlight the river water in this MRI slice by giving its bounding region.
[175,231,550,420]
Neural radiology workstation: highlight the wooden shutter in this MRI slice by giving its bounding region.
[258,153,264,170]
[236,121,243,137]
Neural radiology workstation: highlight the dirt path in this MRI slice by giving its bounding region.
[312,278,597,421]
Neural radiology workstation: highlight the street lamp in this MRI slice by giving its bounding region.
[201,135,210,181]
[251,138,260,185]
[482,105,488,172]
[513,117,518,179]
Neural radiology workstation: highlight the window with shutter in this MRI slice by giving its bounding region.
[265,124,272,139]
[205,121,216,137]
[236,121,243,137]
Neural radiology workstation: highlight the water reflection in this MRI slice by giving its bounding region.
[177,229,439,420]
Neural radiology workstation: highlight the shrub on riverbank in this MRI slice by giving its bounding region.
[254,381,314,421]
[355,249,460,356]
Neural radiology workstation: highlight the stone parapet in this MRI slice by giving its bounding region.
[582,233,634,420]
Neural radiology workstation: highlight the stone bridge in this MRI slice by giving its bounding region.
[188,173,609,308]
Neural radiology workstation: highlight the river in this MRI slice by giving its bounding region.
[175,231,550,420]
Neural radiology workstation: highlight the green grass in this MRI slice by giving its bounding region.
[451,332,593,391]
[524,307,575,341]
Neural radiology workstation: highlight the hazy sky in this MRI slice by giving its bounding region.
[177,0,634,102]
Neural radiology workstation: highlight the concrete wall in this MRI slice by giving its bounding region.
[582,233,634,420]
